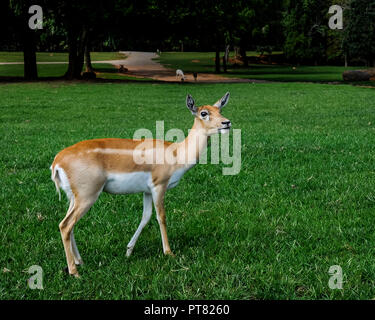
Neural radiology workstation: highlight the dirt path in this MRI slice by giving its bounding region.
[116,51,261,83]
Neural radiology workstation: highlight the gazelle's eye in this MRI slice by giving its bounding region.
[200,111,208,118]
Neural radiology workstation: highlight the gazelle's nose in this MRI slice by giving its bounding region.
[222,120,231,127]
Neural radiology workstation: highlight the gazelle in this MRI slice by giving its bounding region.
[50,92,231,277]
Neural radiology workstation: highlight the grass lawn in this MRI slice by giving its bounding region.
[0,51,130,80]
[0,63,70,78]
[0,51,126,63]
[1,81,375,299]
[0,63,150,81]
[156,52,367,82]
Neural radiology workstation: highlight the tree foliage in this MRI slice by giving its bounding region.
[3,0,375,80]
[282,0,330,64]
[343,0,375,66]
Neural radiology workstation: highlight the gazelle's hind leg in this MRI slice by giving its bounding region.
[64,198,83,265]
[59,189,102,277]
[126,192,153,257]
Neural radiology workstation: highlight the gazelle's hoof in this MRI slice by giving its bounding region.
[63,267,80,278]
[126,247,133,257]
[165,250,175,257]
[75,259,84,266]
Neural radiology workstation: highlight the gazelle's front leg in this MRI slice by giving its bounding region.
[151,184,174,256]
[126,192,153,257]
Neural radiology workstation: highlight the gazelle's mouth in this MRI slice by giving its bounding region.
[218,126,231,133]
[219,124,231,130]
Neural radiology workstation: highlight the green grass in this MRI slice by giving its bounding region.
[1,81,375,299]
[0,63,142,80]
[0,63,69,78]
[0,51,128,79]
[156,52,367,82]
[0,51,126,63]
[155,51,235,73]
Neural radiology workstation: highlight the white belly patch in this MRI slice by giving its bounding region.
[167,168,188,189]
[104,172,152,194]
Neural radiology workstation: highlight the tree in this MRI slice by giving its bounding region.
[343,0,375,67]
[0,1,20,51]
[43,0,117,79]
[9,0,40,80]
[191,0,239,73]
[282,0,330,64]
[58,2,93,79]
[325,0,349,66]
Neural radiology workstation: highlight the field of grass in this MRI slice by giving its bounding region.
[1,81,375,299]
[156,52,367,82]
[0,63,147,81]
[0,51,126,63]
[0,63,69,78]
[0,52,128,79]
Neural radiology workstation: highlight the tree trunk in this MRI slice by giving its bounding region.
[222,55,227,73]
[240,46,248,67]
[76,29,86,78]
[84,44,93,73]
[23,28,37,80]
[64,27,87,79]
[234,46,240,59]
[222,44,229,73]
[66,45,75,78]
[239,37,248,67]
[215,49,221,73]
[65,29,79,79]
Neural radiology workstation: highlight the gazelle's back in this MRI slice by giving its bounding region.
[53,138,173,171]
[51,138,177,198]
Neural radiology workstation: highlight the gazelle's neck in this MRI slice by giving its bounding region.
[177,118,208,167]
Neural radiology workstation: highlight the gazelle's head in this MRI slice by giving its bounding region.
[186,92,231,136]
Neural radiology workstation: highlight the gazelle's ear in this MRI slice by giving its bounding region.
[186,94,197,115]
[213,92,230,109]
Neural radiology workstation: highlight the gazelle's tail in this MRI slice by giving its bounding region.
[50,164,61,201]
